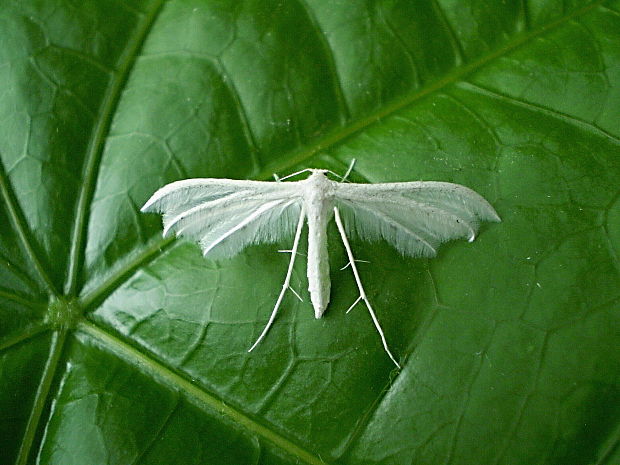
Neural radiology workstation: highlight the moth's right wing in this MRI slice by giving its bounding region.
[142,178,303,259]
[334,181,500,258]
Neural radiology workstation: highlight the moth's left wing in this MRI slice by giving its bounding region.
[142,178,303,259]
[334,181,500,258]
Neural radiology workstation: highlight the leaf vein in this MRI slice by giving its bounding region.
[457,81,620,145]
[0,157,58,296]
[65,0,167,296]
[430,0,466,65]
[79,321,334,465]
[295,0,350,122]
[254,0,607,179]
[15,330,68,465]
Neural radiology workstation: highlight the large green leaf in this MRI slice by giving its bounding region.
[1,0,619,463]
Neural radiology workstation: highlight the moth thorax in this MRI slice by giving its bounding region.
[304,172,334,215]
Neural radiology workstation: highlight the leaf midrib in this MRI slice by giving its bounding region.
[254,0,605,180]
[2,3,168,464]
[64,0,167,296]
[78,321,331,465]
[0,161,58,296]
[15,330,67,465]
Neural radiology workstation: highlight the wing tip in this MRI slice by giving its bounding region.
[140,199,154,213]
[480,202,501,223]
[140,189,166,213]
[140,178,209,214]
[162,224,174,237]
[489,209,501,223]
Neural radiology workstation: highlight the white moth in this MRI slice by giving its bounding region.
[141,162,500,368]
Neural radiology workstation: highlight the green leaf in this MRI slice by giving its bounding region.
[1,0,619,464]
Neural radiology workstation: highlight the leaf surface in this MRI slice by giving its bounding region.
[1,1,619,464]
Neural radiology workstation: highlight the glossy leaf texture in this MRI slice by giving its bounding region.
[1,1,619,464]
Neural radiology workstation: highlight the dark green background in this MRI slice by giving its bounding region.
[1,1,619,464]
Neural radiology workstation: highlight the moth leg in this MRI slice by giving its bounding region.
[339,158,356,182]
[333,207,401,369]
[276,250,305,300]
[339,259,370,271]
[277,168,315,181]
[277,249,306,257]
[322,158,357,182]
[248,207,306,352]
[288,286,304,302]
[346,295,362,314]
